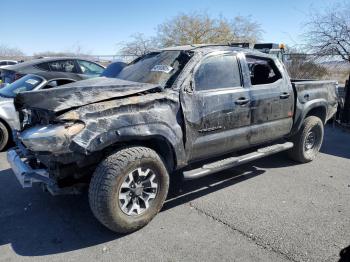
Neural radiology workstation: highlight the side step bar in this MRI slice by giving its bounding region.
[183,142,293,180]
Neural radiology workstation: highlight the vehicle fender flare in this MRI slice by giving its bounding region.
[292,98,328,135]
[71,122,187,169]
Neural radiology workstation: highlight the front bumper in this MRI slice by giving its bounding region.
[7,148,55,188]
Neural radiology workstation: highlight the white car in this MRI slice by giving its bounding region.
[0,60,18,68]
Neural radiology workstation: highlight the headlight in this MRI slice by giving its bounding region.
[19,122,85,153]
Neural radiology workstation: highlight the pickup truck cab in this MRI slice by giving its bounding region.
[8,44,338,233]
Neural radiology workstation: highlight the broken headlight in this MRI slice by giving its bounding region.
[19,122,85,153]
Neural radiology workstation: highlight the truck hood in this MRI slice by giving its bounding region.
[14,77,162,113]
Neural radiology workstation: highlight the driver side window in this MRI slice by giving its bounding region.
[194,55,241,91]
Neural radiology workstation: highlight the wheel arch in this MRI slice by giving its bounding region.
[291,99,328,135]
[112,135,178,173]
[305,106,327,124]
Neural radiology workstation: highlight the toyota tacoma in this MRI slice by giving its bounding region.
[8,44,338,233]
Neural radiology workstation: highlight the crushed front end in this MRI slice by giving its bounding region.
[7,107,95,195]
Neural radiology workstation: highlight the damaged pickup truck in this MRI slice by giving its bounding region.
[8,44,338,233]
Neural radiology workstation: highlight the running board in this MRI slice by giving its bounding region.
[183,142,293,180]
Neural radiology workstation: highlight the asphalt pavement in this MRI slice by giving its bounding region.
[0,126,349,262]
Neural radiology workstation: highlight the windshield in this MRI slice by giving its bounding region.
[0,75,43,98]
[116,51,190,87]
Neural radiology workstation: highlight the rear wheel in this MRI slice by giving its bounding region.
[288,116,324,163]
[89,146,169,233]
[0,122,9,151]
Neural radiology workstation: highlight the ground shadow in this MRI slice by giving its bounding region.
[0,164,265,257]
[0,126,345,257]
[320,126,350,159]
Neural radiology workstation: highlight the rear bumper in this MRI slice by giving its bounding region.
[7,148,54,188]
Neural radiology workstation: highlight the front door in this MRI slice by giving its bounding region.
[181,52,251,162]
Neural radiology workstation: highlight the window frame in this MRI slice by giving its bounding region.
[41,78,76,89]
[47,59,78,73]
[245,55,283,87]
[192,51,243,93]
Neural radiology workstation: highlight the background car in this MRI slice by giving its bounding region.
[0,57,105,85]
[0,60,18,68]
[0,71,82,150]
[100,61,127,78]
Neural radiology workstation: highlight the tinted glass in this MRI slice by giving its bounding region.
[36,62,50,71]
[77,60,104,76]
[195,55,241,91]
[0,62,7,66]
[48,60,76,73]
[7,61,17,65]
[0,75,43,98]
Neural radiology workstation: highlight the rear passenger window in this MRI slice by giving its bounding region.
[246,56,282,85]
[48,60,77,73]
[195,55,241,91]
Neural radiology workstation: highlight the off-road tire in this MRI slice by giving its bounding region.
[0,122,9,151]
[89,146,169,233]
[288,116,324,163]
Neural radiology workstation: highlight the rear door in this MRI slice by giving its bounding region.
[245,55,294,145]
[181,52,251,161]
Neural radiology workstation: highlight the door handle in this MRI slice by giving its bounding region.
[235,97,250,105]
[280,92,290,99]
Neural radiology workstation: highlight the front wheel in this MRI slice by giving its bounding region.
[89,146,169,233]
[288,116,324,163]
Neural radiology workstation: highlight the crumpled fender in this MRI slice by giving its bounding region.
[64,90,187,168]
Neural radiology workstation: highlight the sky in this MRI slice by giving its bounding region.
[1,0,333,55]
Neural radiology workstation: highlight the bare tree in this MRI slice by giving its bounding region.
[0,44,25,58]
[119,33,158,57]
[118,12,263,57]
[304,2,350,62]
[285,53,329,79]
[156,12,263,47]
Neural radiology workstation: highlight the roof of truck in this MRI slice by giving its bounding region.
[160,44,270,57]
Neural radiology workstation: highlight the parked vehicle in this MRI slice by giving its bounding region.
[0,71,82,150]
[0,60,18,68]
[0,60,18,87]
[0,57,105,84]
[8,44,338,233]
[100,61,127,78]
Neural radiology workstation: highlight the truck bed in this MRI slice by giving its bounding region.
[291,79,338,126]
